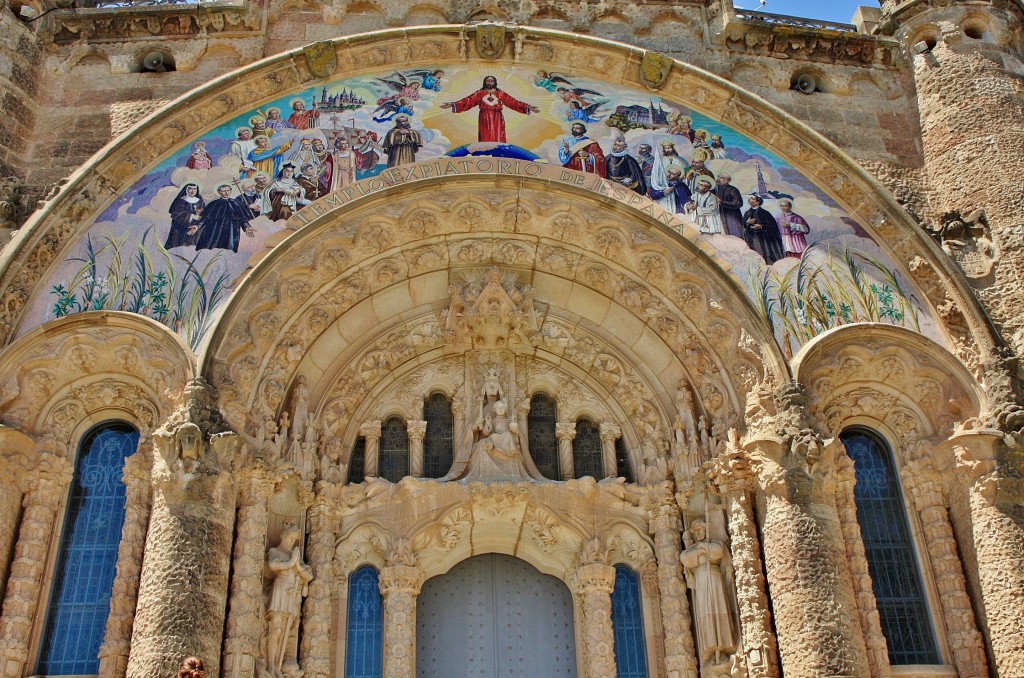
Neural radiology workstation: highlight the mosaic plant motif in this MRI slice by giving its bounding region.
[25,65,939,351]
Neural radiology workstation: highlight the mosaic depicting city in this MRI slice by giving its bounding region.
[26,66,938,354]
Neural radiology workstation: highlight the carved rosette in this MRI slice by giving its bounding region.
[379,563,423,677]
[569,562,617,678]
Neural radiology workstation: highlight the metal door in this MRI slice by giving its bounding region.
[416,554,577,677]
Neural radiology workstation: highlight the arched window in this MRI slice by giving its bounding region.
[527,393,559,480]
[379,416,409,483]
[611,565,648,678]
[572,417,603,479]
[841,429,941,666]
[615,437,635,484]
[38,423,139,675]
[345,566,384,678]
[349,436,366,484]
[423,393,454,478]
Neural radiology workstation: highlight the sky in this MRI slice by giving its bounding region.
[733,0,880,25]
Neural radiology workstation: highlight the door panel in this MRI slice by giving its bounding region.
[416,554,577,677]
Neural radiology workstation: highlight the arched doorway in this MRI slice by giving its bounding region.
[416,554,577,676]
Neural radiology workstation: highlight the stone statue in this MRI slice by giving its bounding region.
[176,422,203,471]
[681,519,737,667]
[263,523,313,678]
[0,176,21,246]
[443,366,544,481]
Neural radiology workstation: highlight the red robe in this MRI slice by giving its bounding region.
[561,137,607,178]
[449,88,532,143]
[288,109,320,129]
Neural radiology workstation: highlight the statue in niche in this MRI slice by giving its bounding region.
[263,523,313,678]
[681,519,737,669]
[443,366,545,481]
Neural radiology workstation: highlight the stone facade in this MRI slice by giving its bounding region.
[0,1,1023,678]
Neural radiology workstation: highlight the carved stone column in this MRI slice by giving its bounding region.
[0,426,32,602]
[947,430,1024,676]
[360,420,381,478]
[570,562,617,678]
[904,456,988,677]
[300,483,341,678]
[221,464,275,678]
[556,422,576,481]
[126,379,240,678]
[0,453,73,678]
[98,448,154,678]
[407,420,427,477]
[709,452,780,678]
[379,563,422,677]
[833,451,891,677]
[639,559,666,673]
[648,501,699,678]
[747,384,870,678]
[599,421,621,479]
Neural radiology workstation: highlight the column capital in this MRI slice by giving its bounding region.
[379,564,423,596]
[570,562,616,595]
[406,419,427,440]
[555,421,577,441]
[599,420,621,441]
[358,419,382,440]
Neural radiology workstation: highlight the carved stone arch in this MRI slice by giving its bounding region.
[1,25,997,372]
[202,178,781,444]
[603,520,657,573]
[793,324,983,460]
[0,313,194,449]
[335,520,391,576]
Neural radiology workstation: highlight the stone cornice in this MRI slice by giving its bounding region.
[719,11,901,68]
[40,1,260,44]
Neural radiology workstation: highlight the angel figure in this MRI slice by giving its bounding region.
[374,71,423,104]
[556,85,605,107]
[534,70,573,93]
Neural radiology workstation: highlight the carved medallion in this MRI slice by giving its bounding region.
[476,23,506,59]
[640,51,673,89]
[303,41,337,79]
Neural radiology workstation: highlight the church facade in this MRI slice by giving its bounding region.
[1,1,1023,677]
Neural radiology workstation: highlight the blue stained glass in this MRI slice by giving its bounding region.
[38,424,139,676]
[842,429,941,666]
[611,565,648,678]
[346,566,384,678]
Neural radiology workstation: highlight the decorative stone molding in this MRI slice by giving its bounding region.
[0,453,74,678]
[833,449,891,677]
[98,447,154,678]
[569,561,618,678]
[706,450,780,678]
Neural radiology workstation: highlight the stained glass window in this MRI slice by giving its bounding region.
[38,423,139,676]
[528,394,559,480]
[346,566,383,678]
[423,393,454,479]
[379,416,409,483]
[841,429,941,666]
[615,437,634,483]
[573,418,603,479]
[349,436,366,484]
[611,565,648,678]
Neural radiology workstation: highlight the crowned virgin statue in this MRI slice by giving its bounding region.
[443,367,545,482]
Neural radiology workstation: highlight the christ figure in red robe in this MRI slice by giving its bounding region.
[440,75,540,143]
